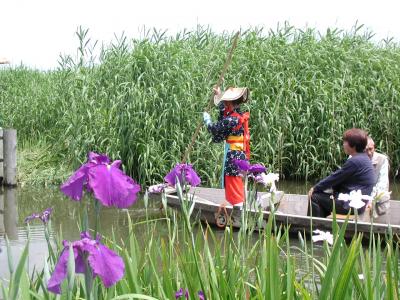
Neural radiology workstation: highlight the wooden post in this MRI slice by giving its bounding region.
[3,129,17,186]
[0,129,3,184]
[4,187,18,240]
[0,189,4,234]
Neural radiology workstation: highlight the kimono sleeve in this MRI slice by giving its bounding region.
[207,116,239,143]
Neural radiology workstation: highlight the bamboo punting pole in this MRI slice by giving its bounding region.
[181,31,240,163]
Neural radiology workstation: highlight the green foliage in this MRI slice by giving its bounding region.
[1,25,400,186]
[2,191,400,299]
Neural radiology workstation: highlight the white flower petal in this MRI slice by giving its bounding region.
[257,172,279,186]
[312,235,324,243]
[312,230,333,245]
[338,193,350,201]
[349,198,366,209]
[338,190,370,209]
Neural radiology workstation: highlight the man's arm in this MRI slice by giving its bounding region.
[313,160,355,192]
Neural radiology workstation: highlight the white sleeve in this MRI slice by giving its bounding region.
[374,158,390,193]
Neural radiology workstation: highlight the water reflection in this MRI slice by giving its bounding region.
[3,188,18,240]
[0,186,163,282]
[0,190,4,237]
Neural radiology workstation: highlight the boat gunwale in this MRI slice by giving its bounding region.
[165,191,400,233]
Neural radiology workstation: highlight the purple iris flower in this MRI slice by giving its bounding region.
[198,290,205,300]
[175,288,189,299]
[148,183,167,194]
[248,164,267,174]
[25,207,53,224]
[61,152,141,208]
[48,231,124,294]
[233,159,267,174]
[165,163,201,187]
[175,289,205,299]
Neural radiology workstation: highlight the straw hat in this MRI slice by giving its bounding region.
[214,87,249,106]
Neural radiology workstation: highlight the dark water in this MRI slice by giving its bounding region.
[1,180,400,281]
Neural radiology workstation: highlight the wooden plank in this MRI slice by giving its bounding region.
[277,194,309,215]
[166,188,400,238]
[190,187,226,205]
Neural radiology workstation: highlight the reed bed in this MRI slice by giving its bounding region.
[1,25,400,185]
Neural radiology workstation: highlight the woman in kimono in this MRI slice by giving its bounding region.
[203,86,250,206]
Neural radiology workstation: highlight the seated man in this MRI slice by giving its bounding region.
[365,136,389,194]
[308,128,375,218]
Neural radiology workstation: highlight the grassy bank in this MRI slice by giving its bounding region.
[1,25,400,186]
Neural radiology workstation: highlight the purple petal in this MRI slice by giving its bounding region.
[248,164,266,174]
[254,174,263,183]
[26,208,53,224]
[175,288,183,298]
[47,247,78,294]
[148,183,166,194]
[165,164,201,186]
[165,165,181,186]
[233,159,250,171]
[111,160,122,169]
[184,165,201,187]
[73,248,86,274]
[88,243,125,288]
[39,207,53,223]
[233,159,266,174]
[198,290,205,300]
[60,164,89,201]
[25,213,40,223]
[49,236,109,294]
[95,233,102,242]
[80,231,91,239]
[88,152,110,164]
[87,164,141,208]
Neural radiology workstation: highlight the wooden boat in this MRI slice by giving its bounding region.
[165,187,400,237]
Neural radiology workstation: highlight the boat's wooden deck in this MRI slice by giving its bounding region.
[188,187,400,226]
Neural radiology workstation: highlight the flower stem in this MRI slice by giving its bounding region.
[44,223,56,264]
[94,199,101,238]
[84,254,93,300]
[81,199,89,233]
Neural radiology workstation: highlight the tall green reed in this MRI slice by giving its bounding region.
[1,25,400,186]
